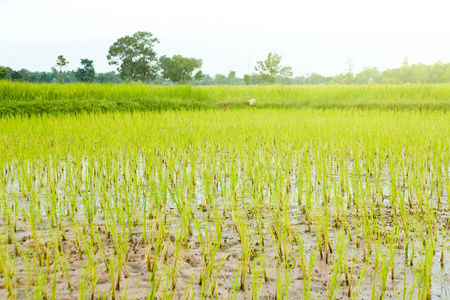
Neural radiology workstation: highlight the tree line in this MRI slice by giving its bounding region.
[1,31,450,85]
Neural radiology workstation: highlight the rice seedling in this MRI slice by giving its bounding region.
[0,103,449,298]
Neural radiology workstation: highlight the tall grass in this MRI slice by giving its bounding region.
[2,81,450,116]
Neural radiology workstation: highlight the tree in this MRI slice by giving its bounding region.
[29,73,39,83]
[55,55,69,83]
[344,58,354,85]
[159,55,202,84]
[0,66,8,80]
[107,31,159,83]
[11,71,23,82]
[430,61,445,83]
[382,70,396,84]
[228,70,236,85]
[306,73,332,85]
[75,59,96,83]
[194,70,204,85]
[199,74,214,85]
[214,74,226,85]
[396,58,413,83]
[255,52,284,84]
[294,76,306,85]
[277,66,294,84]
[243,74,250,85]
[39,72,52,83]
[354,67,382,84]
[19,69,31,82]
[280,66,293,78]
[96,71,121,84]
[250,74,263,85]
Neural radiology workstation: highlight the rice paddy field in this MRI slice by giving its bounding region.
[3,81,450,115]
[1,83,450,299]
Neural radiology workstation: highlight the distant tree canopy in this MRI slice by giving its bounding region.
[4,41,450,86]
[11,71,22,82]
[159,55,202,84]
[255,52,284,84]
[75,59,96,83]
[354,67,382,84]
[5,59,450,85]
[0,66,8,80]
[96,71,122,84]
[107,31,159,83]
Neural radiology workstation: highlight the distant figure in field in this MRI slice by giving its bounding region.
[218,99,256,110]
[219,102,232,109]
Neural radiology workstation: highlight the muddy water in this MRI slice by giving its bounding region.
[1,155,450,299]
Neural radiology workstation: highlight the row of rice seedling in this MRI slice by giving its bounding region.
[0,108,449,298]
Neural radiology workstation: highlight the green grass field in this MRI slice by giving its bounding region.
[1,83,450,298]
[2,81,450,116]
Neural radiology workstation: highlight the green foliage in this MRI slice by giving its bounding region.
[344,59,354,85]
[194,70,204,84]
[228,70,236,85]
[243,74,250,85]
[56,55,69,70]
[75,59,96,83]
[11,71,22,82]
[55,55,69,83]
[354,67,382,84]
[5,58,450,86]
[383,60,449,84]
[95,71,121,84]
[255,52,284,84]
[214,74,226,85]
[0,67,8,80]
[107,31,159,83]
[159,55,202,84]
[303,73,330,85]
[280,66,293,78]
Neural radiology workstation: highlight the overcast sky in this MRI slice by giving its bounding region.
[1,0,449,77]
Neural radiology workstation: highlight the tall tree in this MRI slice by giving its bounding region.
[243,74,250,85]
[55,55,69,83]
[159,55,202,84]
[255,52,284,84]
[75,59,96,83]
[228,70,236,85]
[344,58,354,85]
[107,31,159,83]
[194,70,204,85]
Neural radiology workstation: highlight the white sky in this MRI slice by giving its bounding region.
[1,0,450,77]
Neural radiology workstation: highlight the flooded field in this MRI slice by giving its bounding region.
[1,109,450,299]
